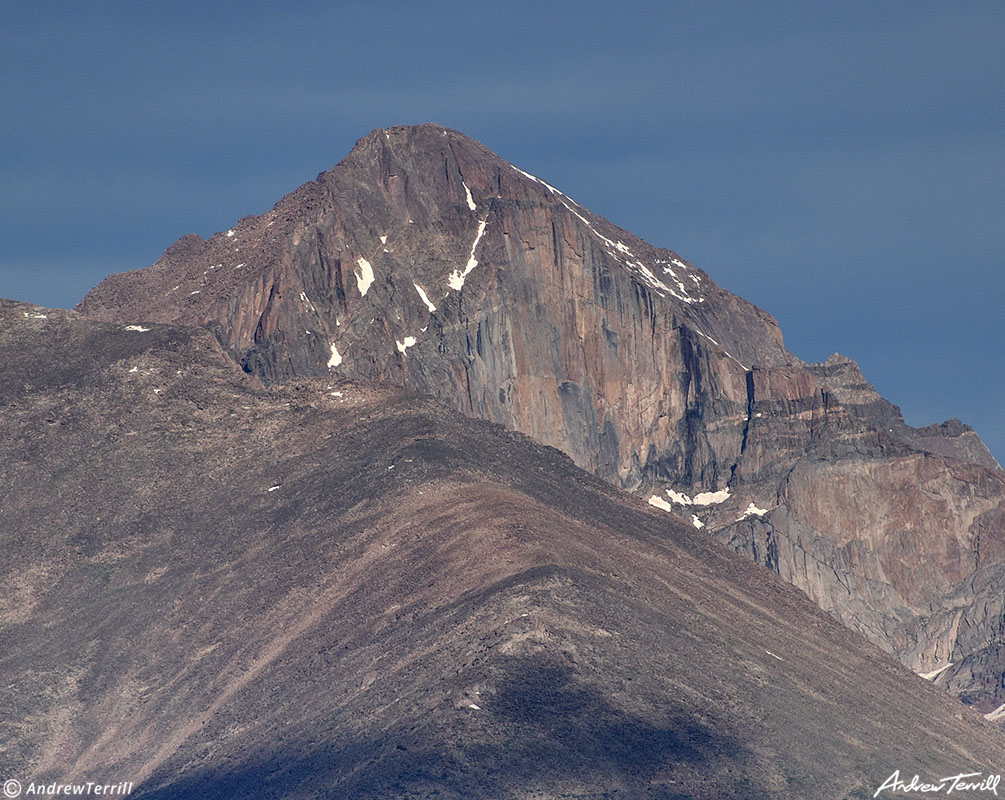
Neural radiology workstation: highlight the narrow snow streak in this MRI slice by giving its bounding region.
[123,325,150,332]
[985,703,1005,722]
[918,662,953,681]
[463,181,476,211]
[448,219,488,291]
[693,329,749,371]
[355,257,375,296]
[511,161,712,311]
[413,282,437,313]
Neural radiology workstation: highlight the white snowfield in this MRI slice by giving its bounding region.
[355,257,375,296]
[740,502,770,519]
[396,336,417,354]
[648,495,674,513]
[649,495,709,531]
[664,487,731,506]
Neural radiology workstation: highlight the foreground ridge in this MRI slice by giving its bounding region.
[2,298,1004,797]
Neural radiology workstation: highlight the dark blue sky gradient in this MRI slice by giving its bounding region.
[2,1,1002,461]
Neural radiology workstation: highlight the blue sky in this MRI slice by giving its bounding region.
[2,1,1003,462]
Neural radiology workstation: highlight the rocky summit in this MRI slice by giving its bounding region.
[78,123,1005,716]
[2,299,1004,799]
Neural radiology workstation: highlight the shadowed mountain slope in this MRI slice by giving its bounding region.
[76,124,1005,712]
[2,299,1004,799]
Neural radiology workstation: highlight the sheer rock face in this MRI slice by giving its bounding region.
[78,124,1005,711]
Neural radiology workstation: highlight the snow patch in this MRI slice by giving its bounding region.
[380,234,387,244]
[463,181,476,211]
[468,703,482,710]
[413,282,437,312]
[765,650,784,662]
[396,336,417,354]
[662,486,730,506]
[327,343,342,368]
[267,485,281,492]
[448,218,488,291]
[226,229,235,237]
[666,489,692,505]
[648,495,674,513]
[693,488,731,506]
[123,325,150,332]
[355,257,374,296]
[23,312,47,319]
[740,502,770,519]
[691,514,704,529]
[128,366,139,373]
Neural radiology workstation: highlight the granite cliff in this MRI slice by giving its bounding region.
[78,124,1005,714]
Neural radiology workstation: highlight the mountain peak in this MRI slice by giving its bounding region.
[76,126,1005,714]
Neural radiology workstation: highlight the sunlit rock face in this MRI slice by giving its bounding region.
[79,123,1005,712]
